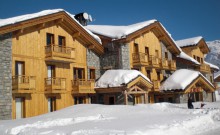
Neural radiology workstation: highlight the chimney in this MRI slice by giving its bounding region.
[74,12,92,26]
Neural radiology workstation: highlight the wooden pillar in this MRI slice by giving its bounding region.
[124,91,128,105]
[144,93,148,104]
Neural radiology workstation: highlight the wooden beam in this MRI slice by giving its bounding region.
[88,44,95,49]
[72,32,81,38]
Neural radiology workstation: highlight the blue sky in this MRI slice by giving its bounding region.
[0,0,219,41]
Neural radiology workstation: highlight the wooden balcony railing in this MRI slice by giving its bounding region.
[45,77,66,92]
[132,53,149,66]
[153,80,160,91]
[168,60,176,70]
[12,76,36,92]
[149,55,160,67]
[72,79,95,93]
[45,45,75,62]
[199,64,211,73]
[160,58,169,69]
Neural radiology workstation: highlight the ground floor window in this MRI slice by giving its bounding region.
[74,96,86,104]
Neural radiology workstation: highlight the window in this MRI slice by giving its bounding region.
[155,50,159,58]
[193,55,196,59]
[197,56,200,63]
[145,47,149,55]
[58,36,66,46]
[48,97,56,112]
[147,70,151,80]
[134,43,139,53]
[15,61,25,76]
[74,97,85,104]
[201,58,203,64]
[46,33,54,46]
[73,68,85,79]
[15,97,25,119]
[157,71,161,81]
[89,69,96,80]
[165,52,168,59]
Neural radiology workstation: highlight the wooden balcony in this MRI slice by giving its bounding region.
[149,56,160,68]
[198,64,211,73]
[160,58,169,69]
[168,60,176,70]
[132,53,149,66]
[12,76,36,93]
[72,79,95,94]
[45,45,75,63]
[45,77,66,93]
[153,80,160,91]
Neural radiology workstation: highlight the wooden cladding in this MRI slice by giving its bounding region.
[12,75,36,93]
[72,79,95,94]
[153,80,160,91]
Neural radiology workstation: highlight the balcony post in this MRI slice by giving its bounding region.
[124,91,128,105]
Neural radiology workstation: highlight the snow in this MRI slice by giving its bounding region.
[95,70,151,88]
[0,9,102,44]
[160,69,213,91]
[176,36,203,47]
[1,102,220,135]
[86,20,157,40]
[177,51,200,65]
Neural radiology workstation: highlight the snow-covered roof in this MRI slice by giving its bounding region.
[176,36,203,47]
[204,61,219,70]
[177,51,200,65]
[95,70,151,88]
[0,9,102,44]
[86,20,157,40]
[214,71,220,79]
[160,69,213,91]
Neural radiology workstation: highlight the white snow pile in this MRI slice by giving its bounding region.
[176,36,203,47]
[160,69,213,91]
[177,51,200,65]
[1,102,220,135]
[95,70,151,88]
[0,9,102,44]
[86,20,157,40]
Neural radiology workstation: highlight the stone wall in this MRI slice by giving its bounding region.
[118,43,130,70]
[160,41,172,60]
[86,49,101,79]
[0,33,12,120]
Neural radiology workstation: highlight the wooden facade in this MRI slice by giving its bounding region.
[0,11,104,119]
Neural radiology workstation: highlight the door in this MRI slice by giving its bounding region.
[15,98,24,119]
[46,33,54,46]
[73,68,85,80]
[109,97,115,105]
[89,69,96,80]
[48,97,56,112]
[145,47,149,60]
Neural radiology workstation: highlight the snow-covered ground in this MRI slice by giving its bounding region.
[0,102,220,135]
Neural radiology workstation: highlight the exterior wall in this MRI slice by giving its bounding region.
[119,43,130,70]
[0,33,12,120]
[87,49,101,79]
[161,41,172,60]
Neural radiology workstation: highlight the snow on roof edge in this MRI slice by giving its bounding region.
[176,36,203,47]
[204,61,219,70]
[0,9,102,44]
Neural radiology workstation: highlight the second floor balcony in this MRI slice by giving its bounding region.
[198,64,211,73]
[160,59,169,69]
[45,77,66,93]
[45,45,75,63]
[153,80,160,91]
[149,56,160,68]
[12,75,36,93]
[72,79,95,94]
[132,53,149,66]
[168,60,176,70]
